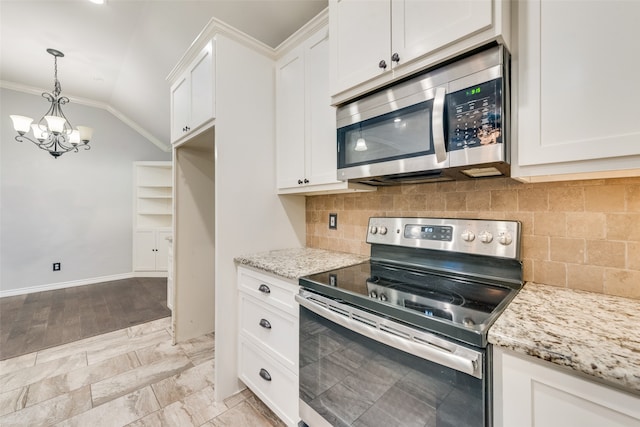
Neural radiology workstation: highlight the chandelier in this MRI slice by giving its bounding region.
[9,49,94,158]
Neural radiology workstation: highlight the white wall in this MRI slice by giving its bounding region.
[213,34,306,401]
[0,88,171,295]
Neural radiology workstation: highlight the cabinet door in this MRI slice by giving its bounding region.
[516,0,640,174]
[155,230,172,271]
[494,349,640,427]
[304,26,340,187]
[190,41,215,131]
[170,76,190,142]
[329,0,391,96]
[391,0,492,67]
[134,230,157,271]
[276,46,306,190]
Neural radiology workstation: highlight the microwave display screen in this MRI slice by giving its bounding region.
[338,100,434,168]
[448,78,502,151]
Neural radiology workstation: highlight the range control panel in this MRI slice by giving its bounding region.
[366,217,521,259]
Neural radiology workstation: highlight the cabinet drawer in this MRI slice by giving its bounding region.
[237,268,298,316]
[239,337,298,426]
[239,293,298,371]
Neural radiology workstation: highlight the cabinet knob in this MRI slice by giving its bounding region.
[303,179,309,184]
[258,284,271,294]
[391,52,400,63]
[298,179,303,185]
[259,368,272,381]
[259,318,272,329]
[378,59,387,69]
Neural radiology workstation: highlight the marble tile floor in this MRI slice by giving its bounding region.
[0,317,286,427]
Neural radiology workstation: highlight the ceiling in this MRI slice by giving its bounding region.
[0,0,327,150]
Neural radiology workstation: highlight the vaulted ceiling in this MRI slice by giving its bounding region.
[0,0,327,151]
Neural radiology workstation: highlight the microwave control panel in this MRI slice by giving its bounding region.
[447,78,502,151]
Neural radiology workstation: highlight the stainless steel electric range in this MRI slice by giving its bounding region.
[296,217,523,427]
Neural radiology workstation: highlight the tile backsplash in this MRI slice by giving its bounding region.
[306,177,640,300]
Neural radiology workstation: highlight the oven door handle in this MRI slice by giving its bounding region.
[296,293,483,379]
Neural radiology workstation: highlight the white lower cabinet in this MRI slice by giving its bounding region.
[493,348,640,427]
[237,267,299,426]
[133,229,172,273]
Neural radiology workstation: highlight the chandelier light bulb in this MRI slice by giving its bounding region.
[10,115,33,134]
[77,126,94,143]
[44,115,67,134]
[70,130,80,146]
[31,124,48,141]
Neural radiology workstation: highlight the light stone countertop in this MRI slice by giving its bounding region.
[234,247,368,280]
[489,282,640,394]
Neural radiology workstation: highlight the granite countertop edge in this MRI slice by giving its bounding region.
[489,282,640,395]
[234,247,368,281]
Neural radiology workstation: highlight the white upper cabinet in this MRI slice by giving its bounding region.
[170,40,215,143]
[513,0,640,182]
[276,18,375,195]
[329,0,510,103]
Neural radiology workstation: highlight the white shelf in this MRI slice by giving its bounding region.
[134,161,173,270]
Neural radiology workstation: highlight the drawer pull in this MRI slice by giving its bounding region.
[259,368,272,381]
[258,284,271,294]
[259,318,272,329]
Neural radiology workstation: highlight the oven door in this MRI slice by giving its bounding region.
[296,290,488,427]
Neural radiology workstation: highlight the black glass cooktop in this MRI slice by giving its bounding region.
[300,261,518,347]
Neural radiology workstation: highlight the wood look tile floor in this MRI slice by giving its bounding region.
[0,278,171,361]
[0,317,286,427]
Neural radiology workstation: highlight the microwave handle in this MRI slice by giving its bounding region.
[432,87,447,163]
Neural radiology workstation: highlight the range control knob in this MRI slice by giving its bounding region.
[379,226,388,235]
[379,293,388,302]
[369,291,378,299]
[369,226,378,234]
[461,230,475,242]
[498,232,513,246]
[479,231,493,243]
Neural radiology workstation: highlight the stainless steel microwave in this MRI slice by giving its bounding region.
[336,45,510,185]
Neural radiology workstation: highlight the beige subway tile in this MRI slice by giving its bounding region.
[585,185,625,212]
[627,184,640,212]
[549,187,584,212]
[533,212,566,237]
[466,190,491,211]
[566,212,606,239]
[586,240,626,268]
[506,212,533,235]
[445,192,466,211]
[606,213,640,241]
[343,196,356,210]
[522,235,549,261]
[518,188,548,212]
[438,181,458,193]
[550,237,585,264]
[567,264,605,294]
[628,242,640,270]
[477,177,509,191]
[491,189,518,211]
[522,258,534,282]
[456,181,476,192]
[408,194,428,211]
[604,269,640,299]
[533,260,566,287]
[426,192,446,211]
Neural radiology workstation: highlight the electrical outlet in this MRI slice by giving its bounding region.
[329,213,337,229]
[53,262,61,271]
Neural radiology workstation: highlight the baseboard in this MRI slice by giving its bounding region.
[0,272,137,298]
[133,271,168,278]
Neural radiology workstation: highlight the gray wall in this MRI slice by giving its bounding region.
[0,88,171,294]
